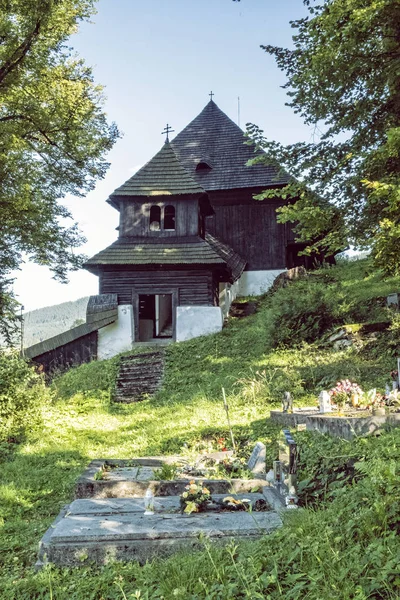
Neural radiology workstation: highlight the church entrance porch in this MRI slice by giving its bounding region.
[138,294,173,342]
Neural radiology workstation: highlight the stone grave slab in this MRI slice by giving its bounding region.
[38,451,287,568]
[38,500,282,567]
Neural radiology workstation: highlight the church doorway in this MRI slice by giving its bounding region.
[138,294,173,341]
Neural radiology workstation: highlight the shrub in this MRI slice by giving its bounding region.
[265,279,342,347]
[0,350,50,441]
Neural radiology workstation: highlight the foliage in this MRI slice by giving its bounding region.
[0,0,119,338]
[0,350,50,441]
[264,276,342,347]
[248,0,400,273]
[153,462,179,481]
[234,366,305,404]
[1,259,400,598]
[262,257,400,348]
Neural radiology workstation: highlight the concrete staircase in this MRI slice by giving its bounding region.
[112,350,165,403]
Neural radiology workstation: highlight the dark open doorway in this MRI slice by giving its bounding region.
[138,294,173,341]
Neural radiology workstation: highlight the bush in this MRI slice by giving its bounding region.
[265,278,342,347]
[0,350,50,441]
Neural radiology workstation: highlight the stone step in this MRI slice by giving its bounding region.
[112,350,165,403]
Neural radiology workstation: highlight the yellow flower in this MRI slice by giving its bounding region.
[184,501,198,514]
[202,487,210,495]
[182,492,188,498]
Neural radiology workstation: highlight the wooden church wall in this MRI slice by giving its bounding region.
[119,199,199,238]
[31,331,97,377]
[207,189,287,270]
[99,268,216,307]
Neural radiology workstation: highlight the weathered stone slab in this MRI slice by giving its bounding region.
[68,493,269,516]
[136,467,155,481]
[247,442,266,475]
[107,467,140,481]
[39,510,282,566]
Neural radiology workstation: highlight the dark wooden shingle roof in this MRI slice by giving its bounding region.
[205,233,246,282]
[110,142,205,199]
[84,235,246,283]
[171,100,289,191]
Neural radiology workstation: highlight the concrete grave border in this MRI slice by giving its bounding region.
[270,408,400,440]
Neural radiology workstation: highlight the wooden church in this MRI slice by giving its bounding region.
[81,98,306,356]
[26,98,308,368]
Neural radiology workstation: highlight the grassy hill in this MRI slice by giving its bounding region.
[1,258,400,599]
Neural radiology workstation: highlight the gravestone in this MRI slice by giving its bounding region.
[318,390,332,414]
[247,441,266,475]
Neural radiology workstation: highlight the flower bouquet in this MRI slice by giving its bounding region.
[329,380,364,413]
[180,480,211,514]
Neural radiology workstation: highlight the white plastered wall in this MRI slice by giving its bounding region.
[97,304,134,360]
[237,270,285,297]
[176,306,223,342]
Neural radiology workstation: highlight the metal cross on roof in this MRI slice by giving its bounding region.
[161,123,175,142]
[209,91,214,100]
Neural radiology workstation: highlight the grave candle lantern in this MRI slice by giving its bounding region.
[144,488,154,515]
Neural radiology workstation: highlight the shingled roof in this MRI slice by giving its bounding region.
[110,142,205,201]
[170,100,289,191]
[84,235,245,283]
[205,233,246,282]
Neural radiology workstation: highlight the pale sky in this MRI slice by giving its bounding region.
[14,0,312,312]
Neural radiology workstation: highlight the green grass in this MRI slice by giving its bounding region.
[1,258,400,599]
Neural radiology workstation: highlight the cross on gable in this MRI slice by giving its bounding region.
[161,123,175,143]
[209,91,214,101]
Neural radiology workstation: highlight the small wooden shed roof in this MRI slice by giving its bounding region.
[171,100,289,191]
[84,235,246,283]
[109,142,206,205]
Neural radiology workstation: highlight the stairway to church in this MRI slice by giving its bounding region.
[112,350,165,403]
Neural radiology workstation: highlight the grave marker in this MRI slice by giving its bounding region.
[319,390,332,414]
[247,441,266,474]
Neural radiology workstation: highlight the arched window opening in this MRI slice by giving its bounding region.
[164,205,176,230]
[149,205,161,231]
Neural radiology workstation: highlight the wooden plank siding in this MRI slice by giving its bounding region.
[206,194,287,270]
[206,188,299,271]
[99,268,217,307]
[119,198,200,238]
[30,331,97,377]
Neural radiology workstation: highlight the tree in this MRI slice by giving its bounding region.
[247,0,400,272]
[0,0,119,341]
